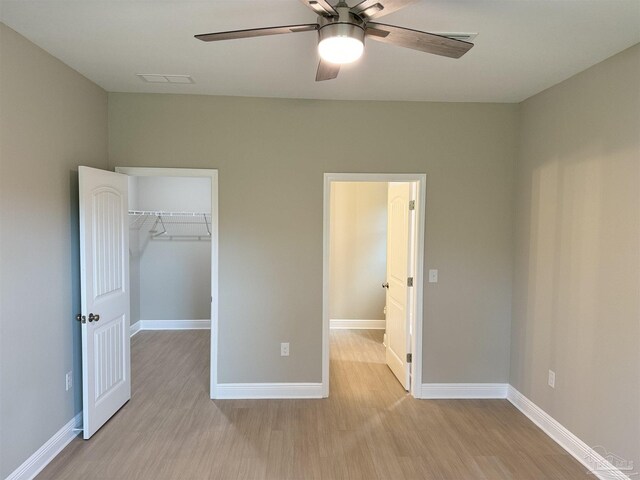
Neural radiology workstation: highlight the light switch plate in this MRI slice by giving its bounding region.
[428,269,438,283]
[281,343,290,357]
[548,370,556,388]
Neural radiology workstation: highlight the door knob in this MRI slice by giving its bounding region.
[88,313,100,322]
[76,314,86,323]
[382,282,389,289]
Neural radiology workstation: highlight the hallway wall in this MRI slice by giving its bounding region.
[330,182,387,321]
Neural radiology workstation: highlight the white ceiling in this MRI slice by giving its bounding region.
[2,0,639,102]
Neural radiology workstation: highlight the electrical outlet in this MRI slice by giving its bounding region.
[548,370,555,388]
[65,371,73,391]
[280,342,289,357]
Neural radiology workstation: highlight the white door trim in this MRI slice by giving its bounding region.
[322,173,426,398]
[115,167,219,399]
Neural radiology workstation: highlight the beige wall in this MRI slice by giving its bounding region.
[511,43,640,466]
[330,182,387,321]
[0,23,108,477]
[109,93,517,385]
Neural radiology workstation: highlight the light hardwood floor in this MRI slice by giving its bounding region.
[39,330,591,479]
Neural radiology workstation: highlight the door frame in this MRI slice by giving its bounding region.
[322,173,426,398]
[114,167,219,399]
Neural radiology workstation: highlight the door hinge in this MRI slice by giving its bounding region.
[406,353,412,363]
[407,277,414,287]
[409,200,415,211]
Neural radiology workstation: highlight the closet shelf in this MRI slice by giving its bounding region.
[129,210,210,217]
[128,210,212,240]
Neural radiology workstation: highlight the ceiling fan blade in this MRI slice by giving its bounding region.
[298,0,338,17]
[351,0,417,20]
[195,24,318,42]
[366,23,474,58]
[316,59,340,81]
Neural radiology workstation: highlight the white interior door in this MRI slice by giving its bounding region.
[79,166,130,439]
[385,182,413,390]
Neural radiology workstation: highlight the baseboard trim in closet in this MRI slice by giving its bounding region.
[330,319,386,330]
[131,320,210,335]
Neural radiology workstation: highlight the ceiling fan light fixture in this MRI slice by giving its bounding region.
[318,36,364,64]
[195,0,475,81]
[317,22,365,64]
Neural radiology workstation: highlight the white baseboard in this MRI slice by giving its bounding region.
[421,383,508,399]
[215,383,323,399]
[6,412,82,480]
[330,319,385,330]
[131,319,210,335]
[507,386,633,480]
[130,321,141,337]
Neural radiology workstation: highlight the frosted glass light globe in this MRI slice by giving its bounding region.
[318,36,364,64]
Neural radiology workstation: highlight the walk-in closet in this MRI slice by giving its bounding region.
[128,175,212,331]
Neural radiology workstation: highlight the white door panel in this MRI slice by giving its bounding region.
[79,166,130,439]
[385,182,412,390]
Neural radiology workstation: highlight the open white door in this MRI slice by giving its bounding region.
[385,182,413,390]
[78,166,130,439]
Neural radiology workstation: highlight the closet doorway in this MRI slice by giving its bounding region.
[116,167,219,395]
[78,166,218,439]
[322,173,426,398]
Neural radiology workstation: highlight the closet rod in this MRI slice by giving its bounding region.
[128,210,211,217]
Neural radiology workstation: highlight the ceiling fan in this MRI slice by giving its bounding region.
[195,0,474,81]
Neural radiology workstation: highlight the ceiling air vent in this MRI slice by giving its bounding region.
[136,74,195,84]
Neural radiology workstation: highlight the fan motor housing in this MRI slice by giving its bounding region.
[317,8,366,45]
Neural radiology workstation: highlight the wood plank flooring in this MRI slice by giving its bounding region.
[38,329,591,479]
